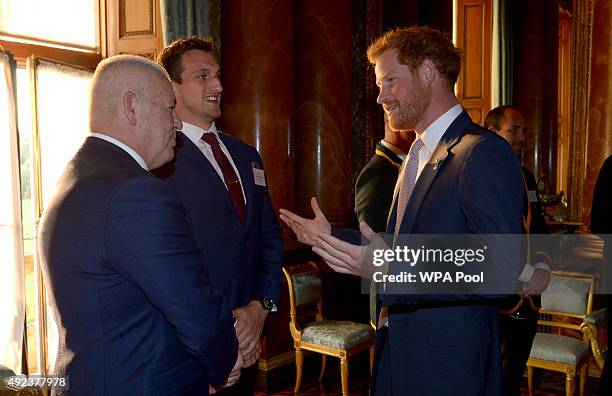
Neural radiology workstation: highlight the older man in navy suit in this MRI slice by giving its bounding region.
[281,27,523,395]
[156,38,283,396]
[38,55,240,395]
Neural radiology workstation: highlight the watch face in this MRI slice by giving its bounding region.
[262,297,274,310]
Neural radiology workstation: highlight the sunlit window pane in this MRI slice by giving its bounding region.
[15,67,38,374]
[0,53,25,374]
[36,60,92,206]
[0,0,98,50]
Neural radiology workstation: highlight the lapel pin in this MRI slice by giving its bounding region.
[432,159,443,170]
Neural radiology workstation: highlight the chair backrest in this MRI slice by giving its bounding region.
[538,271,595,332]
[282,261,323,338]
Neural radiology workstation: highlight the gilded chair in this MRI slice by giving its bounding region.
[282,261,375,396]
[526,271,596,396]
[580,307,607,371]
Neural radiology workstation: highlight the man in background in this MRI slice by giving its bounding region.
[484,105,551,395]
[355,121,412,325]
[355,119,412,233]
[157,37,283,395]
[38,55,240,395]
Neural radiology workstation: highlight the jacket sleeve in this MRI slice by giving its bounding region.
[252,148,284,304]
[105,176,238,386]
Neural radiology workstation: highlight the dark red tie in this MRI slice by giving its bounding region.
[201,132,246,223]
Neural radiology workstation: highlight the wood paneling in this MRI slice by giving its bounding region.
[106,0,164,59]
[121,0,154,37]
[567,0,595,222]
[454,0,492,125]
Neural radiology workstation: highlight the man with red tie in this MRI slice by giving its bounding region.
[156,38,283,395]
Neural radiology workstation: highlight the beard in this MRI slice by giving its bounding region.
[387,84,431,131]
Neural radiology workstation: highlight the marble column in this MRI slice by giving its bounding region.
[220,0,294,239]
[513,0,558,188]
[294,0,353,227]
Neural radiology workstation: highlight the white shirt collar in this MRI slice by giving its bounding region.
[180,121,219,145]
[420,104,463,153]
[90,132,148,170]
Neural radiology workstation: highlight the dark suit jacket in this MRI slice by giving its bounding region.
[38,137,238,395]
[355,141,403,233]
[337,111,523,395]
[155,131,283,311]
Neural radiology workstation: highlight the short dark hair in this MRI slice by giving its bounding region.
[483,105,518,131]
[367,26,461,89]
[158,36,215,83]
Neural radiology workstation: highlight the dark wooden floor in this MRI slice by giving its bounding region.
[256,356,602,396]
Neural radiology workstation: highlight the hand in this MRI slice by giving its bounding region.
[242,341,261,368]
[209,385,216,394]
[312,221,382,278]
[279,197,331,247]
[233,301,268,363]
[523,268,551,296]
[223,349,244,388]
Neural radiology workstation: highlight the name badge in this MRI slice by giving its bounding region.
[252,165,266,186]
[527,190,538,203]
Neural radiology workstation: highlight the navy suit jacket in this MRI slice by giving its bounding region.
[38,137,238,395]
[155,131,283,311]
[337,111,523,395]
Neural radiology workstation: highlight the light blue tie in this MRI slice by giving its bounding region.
[395,138,424,235]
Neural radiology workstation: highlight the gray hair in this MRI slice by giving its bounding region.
[89,55,170,127]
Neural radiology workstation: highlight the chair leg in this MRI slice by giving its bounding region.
[579,362,588,396]
[565,373,576,396]
[340,357,349,396]
[294,348,303,394]
[369,344,374,375]
[527,366,534,396]
[319,354,327,382]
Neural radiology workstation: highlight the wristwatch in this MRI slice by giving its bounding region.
[255,296,277,312]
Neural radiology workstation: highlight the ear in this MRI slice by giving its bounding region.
[419,59,436,86]
[122,90,138,126]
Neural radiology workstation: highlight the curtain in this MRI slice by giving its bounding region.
[31,58,93,372]
[491,0,514,107]
[160,0,221,47]
[0,52,26,374]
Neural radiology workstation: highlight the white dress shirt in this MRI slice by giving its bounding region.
[414,103,463,180]
[90,132,148,170]
[180,121,246,202]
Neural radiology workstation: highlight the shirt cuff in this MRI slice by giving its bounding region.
[518,264,535,283]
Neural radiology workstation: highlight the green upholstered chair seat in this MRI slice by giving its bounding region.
[529,333,589,365]
[302,320,374,349]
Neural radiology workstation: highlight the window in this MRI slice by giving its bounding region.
[0,0,100,376]
[0,0,99,50]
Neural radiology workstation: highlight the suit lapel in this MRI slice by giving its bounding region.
[398,111,472,234]
[178,132,244,224]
